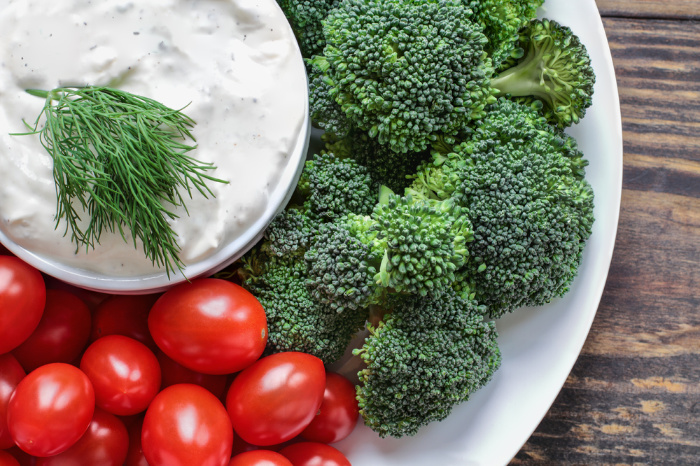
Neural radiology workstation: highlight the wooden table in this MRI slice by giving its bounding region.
[513,1,700,463]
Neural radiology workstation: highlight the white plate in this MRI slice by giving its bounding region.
[335,1,623,464]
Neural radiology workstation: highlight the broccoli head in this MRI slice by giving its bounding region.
[354,289,501,438]
[464,0,544,69]
[244,254,367,364]
[448,99,595,316]
[308,58,353,139]
[295,151,380,220]
[276,0,341,57]
[324,130,429,194]
[491,18,596,128]
[319,0,496,153]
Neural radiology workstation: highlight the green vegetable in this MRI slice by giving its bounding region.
[491,18,596,128]
[354,289,501,438]
[14,86,226,276]
[314,0,496,153]
[276,0,341,57]
[410,99,595,316]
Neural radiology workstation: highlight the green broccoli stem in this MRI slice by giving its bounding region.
[491,50,555,106]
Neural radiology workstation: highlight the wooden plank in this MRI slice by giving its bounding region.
[596,0,700,20]
[513,15,700,465]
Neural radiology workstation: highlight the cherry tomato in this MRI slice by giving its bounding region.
[301,372,359,444]
[0,256,46,354]
[12,289,91,372]
[7,363,94,457]
[0,354,26,449]
[156,350,228,400]
[278,443,351,466]
[90,294,160,350]
[43,276,109,312]
[226,352,326,446]
[229,450,293,466]
[35,408,128,466]
[149,279,267,375]
[142,384,233,466]
[0,450,20,466]
[124,416,149,466]
[80,335,161,416]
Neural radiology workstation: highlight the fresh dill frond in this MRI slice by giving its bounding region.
[14,86,227,277]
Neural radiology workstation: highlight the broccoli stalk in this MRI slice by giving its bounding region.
[491,19,596,128]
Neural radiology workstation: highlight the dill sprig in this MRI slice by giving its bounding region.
[13,86,227,277]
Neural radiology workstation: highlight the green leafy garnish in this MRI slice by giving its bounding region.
[14,86,227,276]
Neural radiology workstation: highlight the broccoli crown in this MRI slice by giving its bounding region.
[446,99,595,316]
[276,0,341,57]
[308,58,353,139]
[296,151,379,220]
[491,18,596,128]
[263,208,319,258]
[320,0,495,153]
[355,289,501,438]
[245,255,367,363]
[305,214,384,312]
[324,130,428,194]
[374,194,472,297]
[464,0,544,69]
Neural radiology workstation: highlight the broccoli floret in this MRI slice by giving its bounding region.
[324,130,428,194]
[305,213,384,312]
[318,0,496,153]
[421,99,594,317]
[244,255,367,363]
[374,194,472,296]
[354,289,501,438]
[295,151,380,220]
[464,0,544,69]
[264,208,319,258]
[276,0,341,57]
[491,19,596,128]
[308,58,353,139]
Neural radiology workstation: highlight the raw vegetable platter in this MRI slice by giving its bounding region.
[331,0,623,464]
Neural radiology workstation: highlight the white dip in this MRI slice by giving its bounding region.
[0,0,307,277]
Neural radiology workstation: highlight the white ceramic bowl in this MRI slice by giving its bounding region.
[0,1,310,295]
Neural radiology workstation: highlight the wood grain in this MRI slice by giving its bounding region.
[596,0,700,20]
[512,13,700,466]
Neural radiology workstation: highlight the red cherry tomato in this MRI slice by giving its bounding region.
[278,442,351,466]
[7,363,94,457]
[301,372,359,444]
[156,350,228,400]
[229,450,293,466]
[12,289,91,372]
[80,335,161,416]
[142,384,233,466]
[124,416,148,466]
[226,352,326,446]
[0,449,20,466]
[35,408,128,466]
[90,294,160,350]
[0,354,26,449]
[149,279,267,375]
[0,256,46,354]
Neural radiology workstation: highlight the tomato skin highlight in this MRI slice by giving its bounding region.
[149,278,267,375]
[226,352,326,446]
[0,354,26,449]
[142,383,233,466]
[7,363,95,457]
[12,289,92,372]
[0,256,46,354]
[229,450,293,466]
[80,335,161,416]
[301,372,359,444]
[35,408,129,466]
[278,442,351,466]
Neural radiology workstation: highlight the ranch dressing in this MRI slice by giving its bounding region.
[0,0,307,276]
